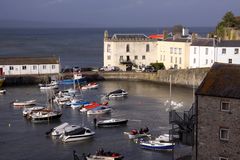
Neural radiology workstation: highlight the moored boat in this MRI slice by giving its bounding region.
[61,126,95,142]
[29,109,62,123]
[96,118,128,127]
[13,99,36,107]
[86,153,123,160]
[80,101,108,112]
[106,89,128,99]
[22,106,45,117]
[0,89,6,95]
[87,106,111,115]
[124,127,150,139]
[81,82,99,90]
[140,140,175,151]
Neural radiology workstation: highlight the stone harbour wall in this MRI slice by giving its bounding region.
[100,68,210,88]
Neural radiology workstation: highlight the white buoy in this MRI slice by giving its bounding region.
[8,123,11,127]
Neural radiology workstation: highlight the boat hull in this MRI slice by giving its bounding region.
[62,133,95,142]
[97,119,128,127]
[140,142,174,151]
[31,113,62,123]
[86,155,123,160]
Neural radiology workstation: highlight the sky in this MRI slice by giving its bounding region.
[0,0,240,27]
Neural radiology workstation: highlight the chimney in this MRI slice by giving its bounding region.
[104,30,109,40]
[191,33,197,42]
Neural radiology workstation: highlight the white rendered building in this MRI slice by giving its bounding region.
[103,31,158,71]
[190,39,240,68]
[216,41,240,64]
[189,38,215,68]
[0,56,60,75]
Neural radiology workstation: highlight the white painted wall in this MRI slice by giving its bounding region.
[104,40,158,71]
[0,64,60,75]
[216,47,240,64]
[189,46,215,68]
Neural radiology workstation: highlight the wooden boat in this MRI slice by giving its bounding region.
[96,118,128,127]
[13,99,36,107]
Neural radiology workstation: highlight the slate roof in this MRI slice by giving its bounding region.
[112,34,148,39]
[217,40,240,47]
[0,56,60,65]
[196,62,240,99]
[191,38,214,46]
[164,38,191,42]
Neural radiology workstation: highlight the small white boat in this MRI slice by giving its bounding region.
[61,126,95,142]
[140,141,175,151]
[106,89,128,99]
[40,84,58,90]
[96,118,128,127]
[29,109,62,123]
[81,82,99,90]
[22,106,45,117]
[74,150,123,160]
[124,128,150,140]
[0,89,6,95]
[86,154,123,160]
[50,122,70,136]
[155,134,171,142]
[87,106,111,115]
[13,99,36,107]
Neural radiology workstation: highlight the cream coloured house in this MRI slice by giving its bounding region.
[157,38,191,69]
[103,31,158,71]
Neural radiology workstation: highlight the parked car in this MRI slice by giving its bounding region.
[142,66,157,72]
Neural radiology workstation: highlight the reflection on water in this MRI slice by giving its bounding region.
[0,80,193,160]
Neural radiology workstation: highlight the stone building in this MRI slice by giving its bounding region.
[192,62,240,160]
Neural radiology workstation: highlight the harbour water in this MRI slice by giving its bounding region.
[0,27,210,159]
[0,80,193,160]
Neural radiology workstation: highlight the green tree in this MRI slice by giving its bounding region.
[222,11,236,27]
[215,11,238,38]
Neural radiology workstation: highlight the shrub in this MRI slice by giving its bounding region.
[150,63,165,70]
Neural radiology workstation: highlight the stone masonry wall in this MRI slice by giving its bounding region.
[196,95,240,160]
[100,68,210,88]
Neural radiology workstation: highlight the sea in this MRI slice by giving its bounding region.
[0,27,214,68]
[0,27,214,160]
